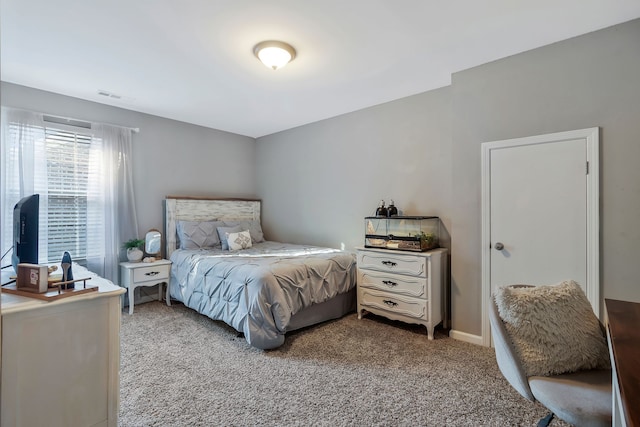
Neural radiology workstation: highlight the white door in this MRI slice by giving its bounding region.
[481,128,599,346]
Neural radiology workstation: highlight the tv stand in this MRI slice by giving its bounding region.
[1,264,125,426]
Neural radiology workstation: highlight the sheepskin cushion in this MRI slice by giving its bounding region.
[494,280,610,377]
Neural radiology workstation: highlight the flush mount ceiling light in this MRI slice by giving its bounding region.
[253,40,296,70]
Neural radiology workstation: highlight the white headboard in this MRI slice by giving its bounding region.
[164,196,261,259]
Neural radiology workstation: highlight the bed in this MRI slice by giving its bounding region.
[164,196,357,349]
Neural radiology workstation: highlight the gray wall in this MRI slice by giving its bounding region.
[0,83,257,239]
[450,18,640,336]
[256,87,452,253]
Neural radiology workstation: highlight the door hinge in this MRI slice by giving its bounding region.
[586,161,589,175]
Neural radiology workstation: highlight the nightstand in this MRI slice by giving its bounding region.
[120,259,172,314]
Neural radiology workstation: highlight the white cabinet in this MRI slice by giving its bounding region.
[1,265,125,427]
[120,259,171,314]
[356,247,447,340]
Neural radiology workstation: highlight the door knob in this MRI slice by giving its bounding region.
[494,242,504,250]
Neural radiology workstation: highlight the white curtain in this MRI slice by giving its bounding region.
[0,108,49,265]
[1,107,138,283]
[90,123,138,282]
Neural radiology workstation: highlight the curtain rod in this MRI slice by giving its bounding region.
[43,113,140,133]
[5,107,140,133]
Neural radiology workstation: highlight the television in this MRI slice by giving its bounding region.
[11,194,39,273]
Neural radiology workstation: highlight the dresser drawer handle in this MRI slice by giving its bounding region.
[381,261,397,267]
[383,299,398,307]
[145,271,160,277]
[382,280,398,287]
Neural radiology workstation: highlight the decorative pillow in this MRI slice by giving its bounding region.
[216,225,242,250]
[222,220,265,243]
[177,220,222,249]
[494,280,610,377]
[226,230,252,251]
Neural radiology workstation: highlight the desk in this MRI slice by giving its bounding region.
[605,299,640,427]
[1,264,125,427]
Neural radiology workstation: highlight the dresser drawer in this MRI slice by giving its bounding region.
[358,269,427,299]
[358,288,427,320]
[132,264,170,283]
[357,251,427,277]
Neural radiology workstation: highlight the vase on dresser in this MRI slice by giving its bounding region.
[126,247,143,262]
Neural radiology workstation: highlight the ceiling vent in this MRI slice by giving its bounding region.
[97,90,122,99]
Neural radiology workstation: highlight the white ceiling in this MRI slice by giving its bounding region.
[2,1,640,138]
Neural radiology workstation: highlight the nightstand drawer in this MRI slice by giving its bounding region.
[358,288,427,319]
[358,269,427,298]
[132,264,170,283]
[357,251,427,277]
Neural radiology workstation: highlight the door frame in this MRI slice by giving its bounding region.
[480,127,599,347]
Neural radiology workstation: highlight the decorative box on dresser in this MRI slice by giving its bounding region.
[356,246,447,340]
[120,259,171,314]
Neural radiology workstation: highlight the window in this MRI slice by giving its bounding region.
[2,121,104,265]
[2,107,138,282]
[44,127,103,263]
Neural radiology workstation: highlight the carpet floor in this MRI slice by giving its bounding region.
[119,301,571,426]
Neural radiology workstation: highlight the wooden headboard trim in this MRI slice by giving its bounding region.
[164,197,261,259]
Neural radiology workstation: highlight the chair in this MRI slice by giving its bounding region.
[489,289,612,427]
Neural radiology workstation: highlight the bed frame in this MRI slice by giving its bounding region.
[163,196,356,346]
[164,196,261,260]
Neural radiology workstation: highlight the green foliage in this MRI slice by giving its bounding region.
[123,238,145,249]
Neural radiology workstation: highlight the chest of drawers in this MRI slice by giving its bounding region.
[356,247,447,340]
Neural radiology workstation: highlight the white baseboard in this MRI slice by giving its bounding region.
[449,329,485,346]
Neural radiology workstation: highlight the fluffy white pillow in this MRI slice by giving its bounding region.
[226,230,252,251]
[494,280,610,377]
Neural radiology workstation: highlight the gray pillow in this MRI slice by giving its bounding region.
[177,220,223,249]
[217,225,243,250]
[223,220,265,243]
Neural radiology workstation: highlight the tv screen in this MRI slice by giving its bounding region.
[11,194,39,273]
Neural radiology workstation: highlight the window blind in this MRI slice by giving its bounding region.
[44,127,103,263]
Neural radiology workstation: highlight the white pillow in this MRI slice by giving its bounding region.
[216,225,242,250]
[494,280,610,377]
[226,230,252,251]
[222,220,265,243]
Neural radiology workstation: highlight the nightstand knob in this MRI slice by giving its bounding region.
[381,260,397,267]
[145,271,159,276]
[383,299,398,307]
[382,280,398,287]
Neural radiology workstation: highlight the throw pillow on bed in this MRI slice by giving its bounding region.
[222,220,265,243]
[177,220,223,249]
[494,280,610,377]
[217,225,243,250]
[226,230,252,251]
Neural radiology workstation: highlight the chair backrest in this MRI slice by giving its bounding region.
[489,295,535,401]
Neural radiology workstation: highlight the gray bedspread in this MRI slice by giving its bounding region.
[169,241,357,349]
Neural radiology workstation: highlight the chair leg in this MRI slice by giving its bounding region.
[537,412,554,427]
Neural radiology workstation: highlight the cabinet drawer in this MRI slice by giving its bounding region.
[358,269,427,299]
[357,251,427,277]
[133,264,170,283]
[358,288,427,319]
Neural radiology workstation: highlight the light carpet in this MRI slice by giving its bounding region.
[119,302,570,426]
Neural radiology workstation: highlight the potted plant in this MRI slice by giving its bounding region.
[124,238,145,262]
[418,231,438,250]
